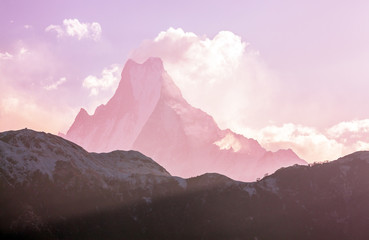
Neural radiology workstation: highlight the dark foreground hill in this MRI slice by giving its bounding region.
[1,129,369,239]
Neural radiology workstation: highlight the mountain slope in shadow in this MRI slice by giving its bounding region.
[1,130,369,239]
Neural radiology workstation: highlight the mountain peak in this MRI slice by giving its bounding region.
[122,57,164,86]
[143,57,164,68]
[113,57,164,103]
[125,57,163,70]
[77,108,89,118]
[66,57,168,152]
[66,108,90,136]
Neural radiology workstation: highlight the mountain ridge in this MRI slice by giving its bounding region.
[0,128,170,183]
[64,57,306,181]
[2,129,369,239]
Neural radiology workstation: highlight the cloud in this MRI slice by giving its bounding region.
[130,28,357,163]
[0,45,77,134]
[45,24,64,37]
[0,47,29,61]
[130,27,277,130]
[45,19,102,41]
[0,52,13,60]
[238,121,369,163]
[19,47,29,56]
[327,119,369,138]
[327,119,369,147]
[240,124,345,162]
[0,93,75,134]
[83,65,121,96]
[129,28,369,163]
[44,77,67,90]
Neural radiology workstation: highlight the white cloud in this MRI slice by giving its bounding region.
[0,52,13,60]
[45,24,64,37]
[128,28,369,163]
[45,18,102,41]
[44,77,67,90]
[327,119,369,138]
[83,65,121,96]
[354,141,369,151]
[214,133,242,152]
[19,47,29,56]
[0,47,29,61]
[325,119,369,148]
[130,27,277,130]
[240,124,345,162]
[237,120,369,163]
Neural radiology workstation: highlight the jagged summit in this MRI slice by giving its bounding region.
[67,58,167,152]
[113,57,164,102]
[65,57,305,181]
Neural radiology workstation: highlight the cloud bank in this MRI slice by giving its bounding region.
[240,120,369,163]
[2,25,368,162]
[129,28,369,162]
[130,27,277,130]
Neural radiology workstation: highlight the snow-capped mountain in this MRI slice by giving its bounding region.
[2,129,369,239]
[0,129,170,183]
[65,57,305,181]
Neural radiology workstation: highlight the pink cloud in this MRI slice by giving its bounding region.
[240,124,344,162]
[238,121,369,163]
[2,23,368,163]
[0,92,74,134]
[0,45,77,134]
[0,52,13,60]
[130,28,278,131]
[129,28,369,163]
[45,19,102,41]
[82,64,121,96]
[44,77,67,90]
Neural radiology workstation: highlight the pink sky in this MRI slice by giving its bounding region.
[1,0,369,162]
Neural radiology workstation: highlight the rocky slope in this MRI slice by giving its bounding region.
[2,129,369,239]
[64,57,305,181]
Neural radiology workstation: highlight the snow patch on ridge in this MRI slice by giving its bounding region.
[0,129,171,183]
[261,177,279,194]
[243,184,256,197]
[214,133,241,152]
[174,176,187,189]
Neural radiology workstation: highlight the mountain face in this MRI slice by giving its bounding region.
[2,130,369,239]
[65,57,305,181]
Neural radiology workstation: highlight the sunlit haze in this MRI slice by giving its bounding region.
[1,1,369,162]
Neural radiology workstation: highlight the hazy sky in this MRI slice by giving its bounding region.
[1,0,369,162]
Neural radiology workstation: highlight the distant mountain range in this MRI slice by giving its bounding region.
[2,129,369,239]
[64,57,305,181]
